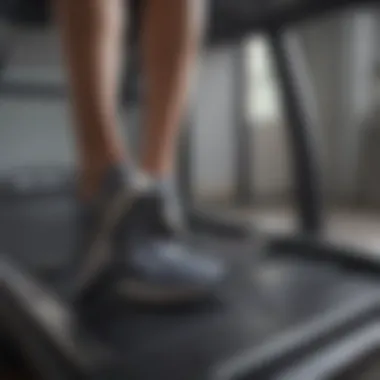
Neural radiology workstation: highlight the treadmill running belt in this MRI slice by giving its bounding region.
[1,195,380,380]
[331,350,380,380]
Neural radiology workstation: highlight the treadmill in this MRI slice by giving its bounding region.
[2,0,380,379]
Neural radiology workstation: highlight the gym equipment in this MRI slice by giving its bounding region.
[1,0,380,380]
[0,333,38,379]
[209,0,380,43]
[264,321,380,380]
[2,195,380,380]
[2,196,380,380]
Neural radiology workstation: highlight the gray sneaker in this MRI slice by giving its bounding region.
[75,167,227,305]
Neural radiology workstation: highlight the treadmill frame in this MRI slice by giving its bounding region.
[1,0,380,379]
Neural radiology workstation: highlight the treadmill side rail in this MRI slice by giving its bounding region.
[0,255,114,379]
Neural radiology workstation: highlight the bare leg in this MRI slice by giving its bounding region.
[140,0,204,178]
[54,0,225,304]
[55,0,127,199]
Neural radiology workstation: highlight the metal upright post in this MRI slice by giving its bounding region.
[234,43,253,206]
[0,16,13,88]
[268,29,324,234]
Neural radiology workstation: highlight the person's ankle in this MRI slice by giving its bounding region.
[140,159,173,180]
[79,161,128,201]
[135,168,176,195]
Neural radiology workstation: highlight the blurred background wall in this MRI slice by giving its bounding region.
[0,7,380,208]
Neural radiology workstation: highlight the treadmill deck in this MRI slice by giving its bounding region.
[1,195,380,380]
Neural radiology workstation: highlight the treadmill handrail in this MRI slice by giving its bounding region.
[210,0,379,43]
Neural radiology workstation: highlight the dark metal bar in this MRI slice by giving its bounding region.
[0,52,7,85]
[0,20,12,84]
[212,296,380,380]
[209,0,378,45]
[268,234,380,275]
[268,31,323,234]
[0,255,103,380]
[234,43,253,206]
